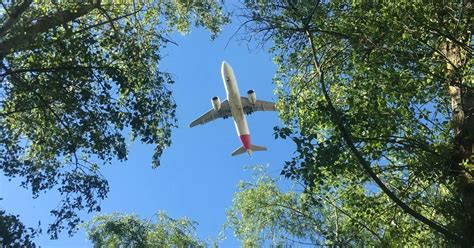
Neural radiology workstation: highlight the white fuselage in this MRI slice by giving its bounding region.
[221,61,251,149]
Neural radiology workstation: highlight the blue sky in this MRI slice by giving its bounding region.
[0,11,295,247]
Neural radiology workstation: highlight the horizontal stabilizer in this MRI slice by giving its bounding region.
[231,146,247,156]
[251,144,267,151]
[231,144,268,156]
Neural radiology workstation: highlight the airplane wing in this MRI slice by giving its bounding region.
[240,97,276,114]
[189,100,232,127]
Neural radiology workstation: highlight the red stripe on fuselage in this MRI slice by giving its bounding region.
[239,134,251,150]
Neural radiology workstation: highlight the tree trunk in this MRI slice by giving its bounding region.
[445,41,474,246]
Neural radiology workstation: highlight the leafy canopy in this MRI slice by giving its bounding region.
[226,166,446,246]
[0,210,39,247]
[0,0,228,239]
[83,212,206,248]
[239,0,472,245]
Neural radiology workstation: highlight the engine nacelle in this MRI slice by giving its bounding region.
[211,96,221,110]
[247,89,257,104]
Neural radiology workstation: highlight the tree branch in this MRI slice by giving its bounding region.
[0,0,101,55]
[0,63,75,149]
[298,181,385,243]
[0,65,108,77]
[0,0,33,38]
[0,105,50,117]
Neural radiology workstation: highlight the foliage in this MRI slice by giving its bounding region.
[83,212,205,248]
[0,210,38,247]
[226,166,446,246]
[226,167,323,247]
[0,0,228,240]
[239,0,473,245]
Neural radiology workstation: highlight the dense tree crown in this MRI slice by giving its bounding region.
[225,167,448,246]
[0,0,227,240]
[237,0,473,245]
[83,212,207,248]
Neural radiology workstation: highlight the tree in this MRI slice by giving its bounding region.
[238,0,473,245]
[226,166,446,246]
[83,212,207,247]
[0,0,228,240]
[0,210,39,247]
[226,167,328,247]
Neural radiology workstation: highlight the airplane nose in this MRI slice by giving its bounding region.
[221,61,231,75]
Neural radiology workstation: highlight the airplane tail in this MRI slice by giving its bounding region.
[231,144,267,156]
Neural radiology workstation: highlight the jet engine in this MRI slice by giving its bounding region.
[212,96,221,110]
[247,89,256,104]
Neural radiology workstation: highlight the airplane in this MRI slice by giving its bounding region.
[189,61,276,156]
